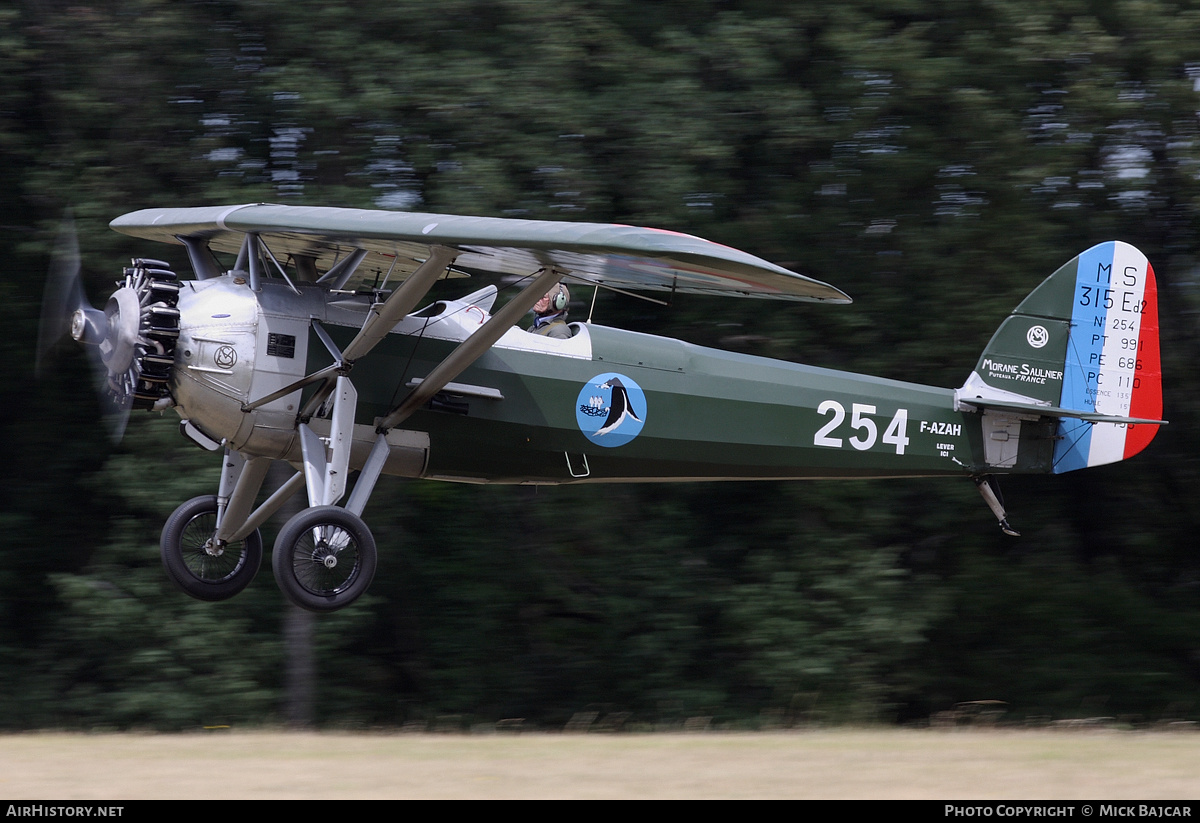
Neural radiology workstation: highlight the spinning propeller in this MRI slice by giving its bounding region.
[37,213,181,442]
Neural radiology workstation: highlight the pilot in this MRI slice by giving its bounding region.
[530,284,572,339]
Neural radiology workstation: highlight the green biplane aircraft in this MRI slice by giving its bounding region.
[39,204,1165,611]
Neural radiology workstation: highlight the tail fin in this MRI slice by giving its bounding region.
[955,241,1163,472]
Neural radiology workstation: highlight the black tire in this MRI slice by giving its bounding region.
[161,495,263,601]
[272,506,377,613]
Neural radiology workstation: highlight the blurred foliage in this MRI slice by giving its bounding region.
[3,0,1200,729]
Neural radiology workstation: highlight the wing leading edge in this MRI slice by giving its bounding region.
[109,204,851,304]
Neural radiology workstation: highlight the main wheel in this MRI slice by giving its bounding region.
[161,495,263,601]
[272,506,377,613]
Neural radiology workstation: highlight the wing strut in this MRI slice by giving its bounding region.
[176,235,223,281]
[316,248,369,289]
[376,266,563,432]
[342,246,459,363]
[294,245,461,420]
[241,245,460,416]
[244,233,265,291]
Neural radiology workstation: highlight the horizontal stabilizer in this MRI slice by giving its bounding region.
[956,396,1167,427]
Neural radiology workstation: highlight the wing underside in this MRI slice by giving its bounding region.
[109,204,850,303]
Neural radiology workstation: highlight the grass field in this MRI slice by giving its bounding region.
[2,728,1198,799]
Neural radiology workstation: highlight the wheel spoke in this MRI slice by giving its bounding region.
[272,506,377,612]
[179,513,246,583]
[292,525,361,595]
[161,495,263,602]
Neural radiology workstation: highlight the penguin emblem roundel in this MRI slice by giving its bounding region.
[576,372,647,447]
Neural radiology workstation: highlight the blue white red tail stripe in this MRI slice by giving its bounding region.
[1053,241,1161,472]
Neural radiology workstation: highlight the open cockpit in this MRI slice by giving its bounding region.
[404,284,593,360]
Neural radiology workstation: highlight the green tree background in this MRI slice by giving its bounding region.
[3,0,1200,729]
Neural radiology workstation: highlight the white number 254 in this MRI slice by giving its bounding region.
[813,401,910,454]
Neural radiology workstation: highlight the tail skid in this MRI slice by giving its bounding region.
[974,475,1020,537]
